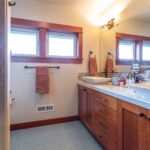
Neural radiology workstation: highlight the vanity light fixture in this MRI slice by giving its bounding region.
[101,18,119,30]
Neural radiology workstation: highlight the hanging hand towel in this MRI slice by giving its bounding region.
[88,53,98,75]
[106,53,114,73]
[36,66,49,94]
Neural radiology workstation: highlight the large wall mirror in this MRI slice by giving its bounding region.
[100,7,150,72]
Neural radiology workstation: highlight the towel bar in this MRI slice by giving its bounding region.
[24,65,60,69]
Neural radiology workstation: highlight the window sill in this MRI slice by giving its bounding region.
[11,56,83,64]
[116,60,134,65]
[116,60,150,65]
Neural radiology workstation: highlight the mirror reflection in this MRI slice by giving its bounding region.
[100,7,150,72]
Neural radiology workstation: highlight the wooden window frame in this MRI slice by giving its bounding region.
[11,18,83,63]
[116,33,150,65]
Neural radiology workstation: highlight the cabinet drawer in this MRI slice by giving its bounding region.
[94,101,117,127]
[94,115,117,142]
[94,125,117,150]
[106,140,117,150]
[95,92,117,110]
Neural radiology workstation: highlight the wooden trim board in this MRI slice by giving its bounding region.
[10,115,79,131]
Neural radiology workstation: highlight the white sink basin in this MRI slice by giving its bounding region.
[82,76,111,84]
[128,83,150,98]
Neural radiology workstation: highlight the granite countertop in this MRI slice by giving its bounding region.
[78,81,150,110]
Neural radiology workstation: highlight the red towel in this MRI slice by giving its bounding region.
[36,67,49,94]
[106,54,114,73]
[89,55,98,75]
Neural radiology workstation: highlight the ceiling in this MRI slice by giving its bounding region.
[36,0,150,25]
[37,0,115,13]
[37,0,134,25]
[38,0,91,7]
[131,8,150,23]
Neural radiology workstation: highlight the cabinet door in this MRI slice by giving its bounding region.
[147,110,150,150]
[117,101,147,150]
[78,86,87,124]
[86,89,93,131]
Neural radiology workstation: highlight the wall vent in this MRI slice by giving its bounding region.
[36,104,54,112]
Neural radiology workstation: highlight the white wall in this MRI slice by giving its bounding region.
[10,0,100,124]
[100,18,150,72]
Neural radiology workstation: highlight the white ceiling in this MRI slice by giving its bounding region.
[37,0,115,13]
[131,8,150,23]
[36,0,150,25]
[38,0,88,7]
[37,0,134,25]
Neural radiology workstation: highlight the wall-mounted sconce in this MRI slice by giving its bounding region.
[101,18,119,30]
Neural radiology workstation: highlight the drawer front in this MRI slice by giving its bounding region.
[106,140,117,150]
[94,124,107,147]
[95,91,117,110]
[94,101,117,127]
[94,125,117,150]
[94,115,117,142]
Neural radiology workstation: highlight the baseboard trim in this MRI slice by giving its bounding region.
[10,115,79,131]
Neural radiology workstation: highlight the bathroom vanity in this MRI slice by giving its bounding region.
[78,82,150,150]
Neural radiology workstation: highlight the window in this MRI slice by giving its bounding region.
[142,41,150,61]
[116,33,150,65]
[10,28,39,56]
[48,32,77,57]
[11,18,82,63]
[118,40,134,60]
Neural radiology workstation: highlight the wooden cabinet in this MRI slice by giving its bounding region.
[78,85,94,131]
[86,88,94,131]
[93,91,117,150]
[117,101,148,150]
[78,85,87,124]
[78,85,150,150]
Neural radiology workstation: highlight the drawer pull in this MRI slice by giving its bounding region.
[104,99,108,102]
[99,122,103,125]
[83,89,87,92]
[99,122,108,130]
[138,112,145,117]
[99,135,107,144]
[100,97,108,102]
[98,135,103,141]
[99,109,108,115]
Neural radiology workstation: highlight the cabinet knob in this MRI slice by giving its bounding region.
[99,135,102,139]
[99,122,103,125]
[138,112,145,117]
[83,89,87,91]
[104,99,108,103]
